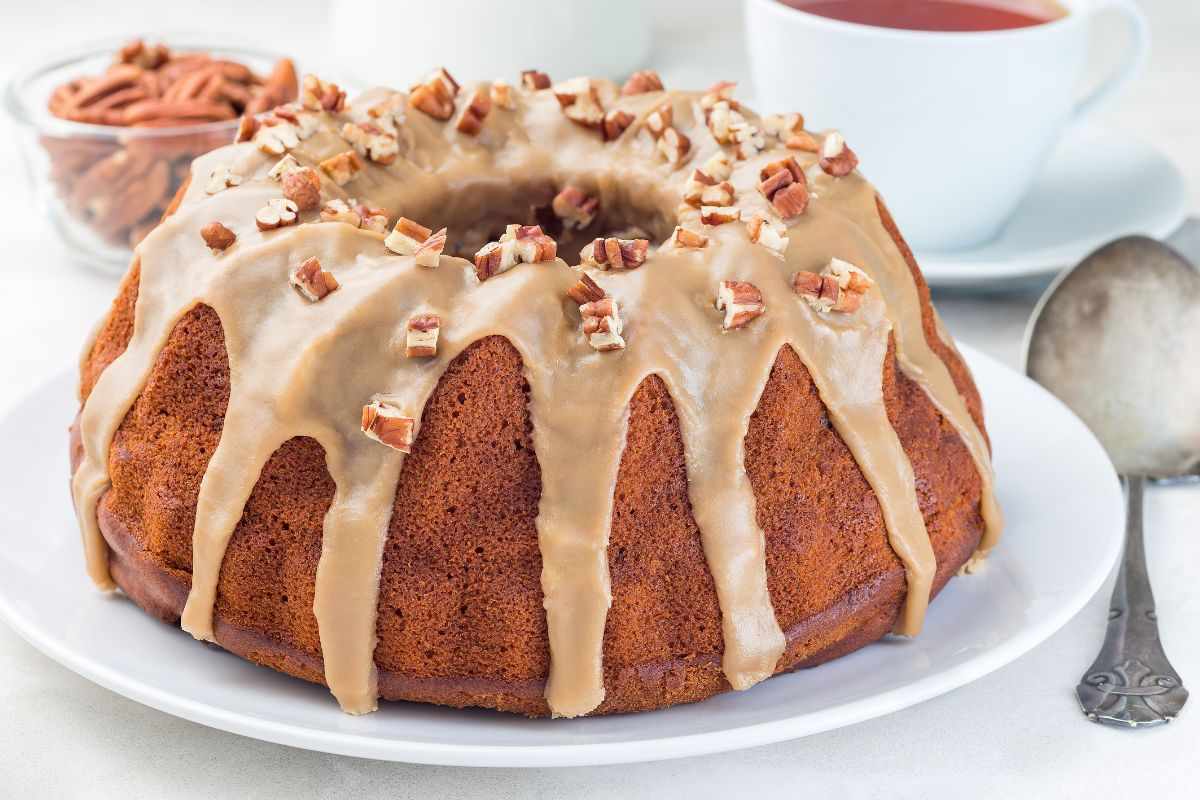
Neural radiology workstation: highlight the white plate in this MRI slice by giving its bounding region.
[915,124,1188,288]
[0,346,1122,767]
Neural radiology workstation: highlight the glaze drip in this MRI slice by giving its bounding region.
[71,77,1000,717]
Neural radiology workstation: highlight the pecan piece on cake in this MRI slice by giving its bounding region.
[300,75,346,113]
[385,217,434,256]
[455,87,493,135]
[716,280,765,330]
[341,122,399,165]
[200,221,236,252]
[289,256,339,302]
[579,297,626,352]
[281,167,322,211]
[474,224,558,281]
[666,225,709,249]
[319,151,363,186]
[819,131,859,177]
[552,186,600,230]
[409,67,460,121]
[413,227,447,268]
[520,69,552,90]
[254,198,299,231]
[552,77,605,130]
[361,400,415,452]
[758,157,809,219]
[566,272,607,305]
[700,205,741,226]
[621,70,664,96]
[405,314,442,357]
[793,258,873,313]
[745,214,789,257]
[490,81,516,110]
[602,109,635,141]
[581,237,649,270]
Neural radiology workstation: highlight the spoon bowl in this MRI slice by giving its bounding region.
[1025,236,1200,476]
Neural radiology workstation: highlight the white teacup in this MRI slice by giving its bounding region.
[745,0,1149,251]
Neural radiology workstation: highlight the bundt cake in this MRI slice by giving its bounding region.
[69,69,1002,718]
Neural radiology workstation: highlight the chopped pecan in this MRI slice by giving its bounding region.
[507,223,558,264]
[793,258,873,313]
[320,198,361,227]
[700,205,740,226]
[254,121,300,155]
[490,81,516,110]
[384,216,434,256]
[566,272,606,304]
[621,70,664,96]
[729,119,765,160]
[716,280,765,330]
[786,130,821,152]
[473,238,517,281]
[235,114,259,143]
[414,227,447,268]
[281,167,322,211]
[582,237,649,270]
[267,153,302,180]
[819,131,859,177]
[300,74,346,112]
[700,180,735,207]
[319,150,362,185]
[205,166,242,194]
[699,80,738,112]
[455,86,493,135]
[290,256,339,302]
[657,126,691,165]
[474,224,557,281]
[552,77,605,129]
[342,121,399,165]
[645,102,672,138]
[409,67,460,120]
[255,198,299,231]
[361,399,415,452]
[405,313,441,357]
[603,109,634,141]
[745,213,789,257]
[521,69,551,90]
[579,297,625,352]
[705,100,737,143]
[552,186,599,230]
[683,152,734,206]
[666,225,709,249]
[758,157,809,219]
[762,112,804,139]
[357,203,389,234]
[200,221,236,252]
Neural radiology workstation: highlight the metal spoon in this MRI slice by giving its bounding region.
[1025,235,1198,728]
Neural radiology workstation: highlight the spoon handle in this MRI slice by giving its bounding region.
[1076,475,1188,727]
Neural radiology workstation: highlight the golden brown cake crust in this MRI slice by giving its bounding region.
[72,195,986,716]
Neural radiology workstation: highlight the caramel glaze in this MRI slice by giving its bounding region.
[70,78,1001,717]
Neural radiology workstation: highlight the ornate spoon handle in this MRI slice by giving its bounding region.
[1076,475,1188,727]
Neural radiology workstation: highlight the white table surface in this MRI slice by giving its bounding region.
[1,1,1197,797]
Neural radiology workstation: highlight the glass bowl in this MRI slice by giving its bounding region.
[4,37,297,276]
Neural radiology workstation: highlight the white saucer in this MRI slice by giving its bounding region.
[0,347,1122,767]
[915,123,1188,288]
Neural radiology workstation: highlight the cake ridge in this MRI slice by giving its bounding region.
[70,73,1001,718]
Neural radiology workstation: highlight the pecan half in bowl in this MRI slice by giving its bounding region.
[4,37,299,274]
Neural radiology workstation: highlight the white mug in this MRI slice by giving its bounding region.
[745,0,1149,251]
[331,0,651,89]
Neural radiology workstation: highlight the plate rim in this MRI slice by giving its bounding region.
[0,346,1124,767]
